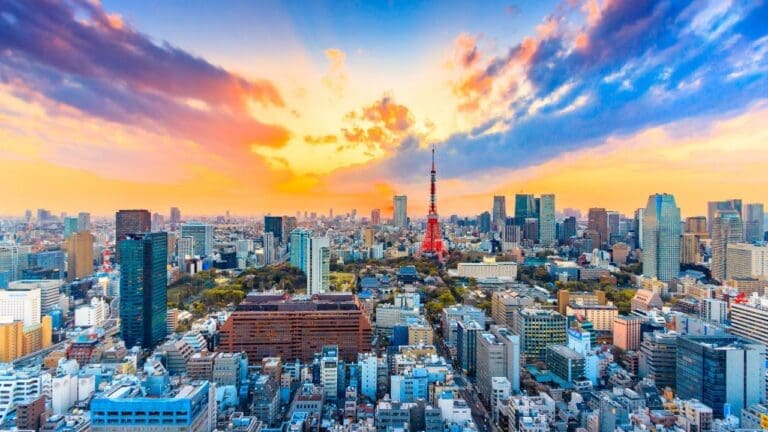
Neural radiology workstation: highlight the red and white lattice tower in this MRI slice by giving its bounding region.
[419,146,446,258]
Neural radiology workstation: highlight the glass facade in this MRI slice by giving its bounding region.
[119,232,168,348]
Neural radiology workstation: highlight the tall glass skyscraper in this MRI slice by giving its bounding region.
[492,196,507,230]
[514,194,536,226]
[538,194,556,245]
[711,209,743,281]
[180,222,214,258]
[119,232,168,348]
[393,195,407,228]
[289,228,311,272]
[264,216,284,245]
[642,193,681,281]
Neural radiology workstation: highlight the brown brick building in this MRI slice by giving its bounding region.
[219,293,372,362]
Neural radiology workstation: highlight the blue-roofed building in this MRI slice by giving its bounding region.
[360,277,381,290]
[397,266,419,283]
[90,380,215,431]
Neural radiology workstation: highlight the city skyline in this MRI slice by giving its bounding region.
[1,1,768,216]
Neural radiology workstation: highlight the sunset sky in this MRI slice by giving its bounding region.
[1,0,767,218]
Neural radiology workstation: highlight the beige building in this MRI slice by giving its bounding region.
[407,323,434,345]
[565,303,618,332]
[726,243,768,280]
[680,233,701,265]
[456,257,517,280]
[66,230,94,282]
[492,291,535,328]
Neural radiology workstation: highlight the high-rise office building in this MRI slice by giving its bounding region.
[607,211,620,241]
[478,212,491,233]
[514,194,536,226]
[744,203,765,243]
[538,194,556,245]
[63,217,79,237]
[642,194,681,282]
[711,209,743,281]
[393,195,408,228]
[685,216,707,235]
[180,222,214,258]
[169,207,181,225]
[730,295,768,356]
[680,233,701,265]
[262,232,275,266]
[522,218,539,243]
[559,216,577,243]
[0,244,32,282]
[176,236,194,265]
[264,216,284,245]
[707,199,742,236]
[587,208,609,247]
[307,237,330,294]
[634,208,645,249]
[476,327,521,405]
[456,320,482,376]
[638,331,677,390]
[371,208,381,226]
[115,209,151,261]
[613,315,643,351]
[76,212,90,232]
[512,308,567,362]
[726,243,768,280]
[676,335,764,418]
[290,229,311,272]
[492,196,507,230]
[119,232,168,348]
[65,230,94,282]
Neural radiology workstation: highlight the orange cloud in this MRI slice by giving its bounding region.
[322,48,348,98]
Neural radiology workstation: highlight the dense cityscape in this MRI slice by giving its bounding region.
[2,0,768,432]
[1,138,768,432]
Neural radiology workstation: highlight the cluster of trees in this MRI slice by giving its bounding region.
[518,265,554,285]
[200,284,246,308]
[236,265,307,293]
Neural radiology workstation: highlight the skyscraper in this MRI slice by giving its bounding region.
[180,222,214,258]
[492,196,507,230]
[634,208,645,249]
[744,203,765,243]
[264,216,284,245]
[77,212,90,232]
[685,216,707,235]
[676,335,764,418]
[393,195,407,228]
[115,209,151,261]
[607,211,620,243]
[290,229,311,272]
[559,216,577,244]
[641,194,681,282]
[478,212,491,234]
[371,208,381,226]
[63,217,79,237]
[538,194,556,245]
[587,208,609,247]
[119,232,168,348]
[65,231,94,282]
[711,209,743,281]
[307,237,330,295]
[514,194,535,226]
[707,199,742,236]
[169,207,181,225]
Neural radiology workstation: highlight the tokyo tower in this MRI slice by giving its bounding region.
[419,145,446,258]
